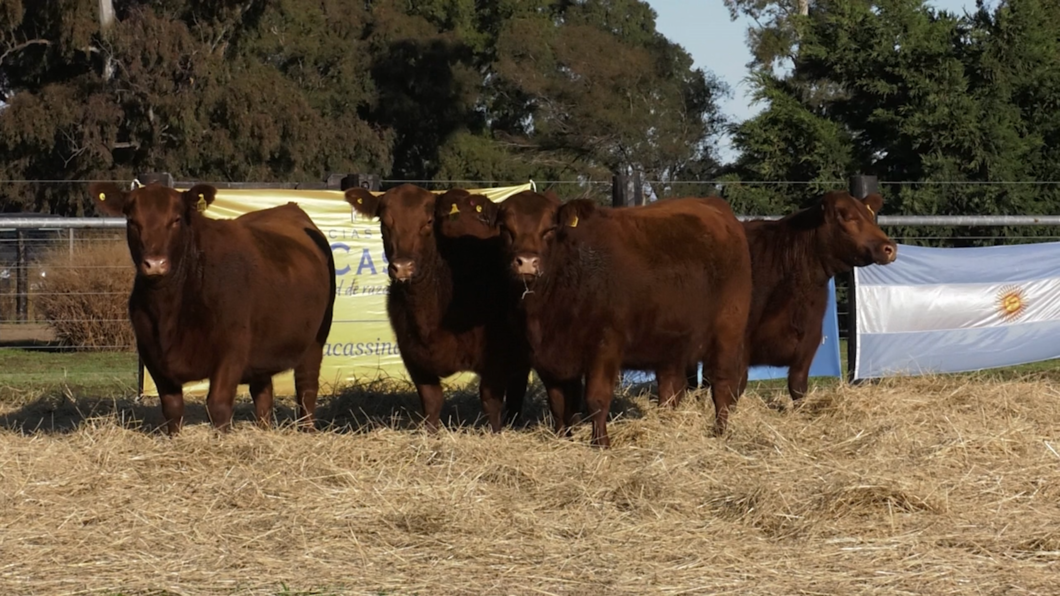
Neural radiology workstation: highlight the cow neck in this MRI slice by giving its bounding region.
[135,215,207,321]
[392,238,452,337]
[777,208,841,283]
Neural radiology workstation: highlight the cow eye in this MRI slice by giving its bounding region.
[542,226,557,239]
[170,216,181,227]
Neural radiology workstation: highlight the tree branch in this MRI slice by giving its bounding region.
[0,39,52,65]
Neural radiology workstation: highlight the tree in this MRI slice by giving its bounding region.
[0,0,732,213]
[728,0,1060,233]
[0,0,390,214]
[485,0,730,199]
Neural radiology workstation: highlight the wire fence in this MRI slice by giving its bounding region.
[3,178,1060,388]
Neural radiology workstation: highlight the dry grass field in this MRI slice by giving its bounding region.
[0,372,1059,595]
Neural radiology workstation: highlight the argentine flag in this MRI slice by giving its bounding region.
[854,242,1060,379]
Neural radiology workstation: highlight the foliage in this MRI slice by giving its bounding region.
[34,238,135,350]
[727,0,1060,227]
[0,0,729,213]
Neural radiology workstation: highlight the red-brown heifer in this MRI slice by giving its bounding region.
[345,184,531,431]
[740,190,897,401]
[90,182,336,435]
[490,191,752,447]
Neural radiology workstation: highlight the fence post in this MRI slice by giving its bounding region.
[632,170,645,206]
[846,174,879,383]
[15,229,27,323]
[612,171,629,207]
[333,174,380,192]
[136,172,173,188]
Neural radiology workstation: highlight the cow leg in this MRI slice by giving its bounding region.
[787,354,813,403]
[155,375,185,436]
[205,363,243,432]
[406,366,444,432]
[478,375,506,433]
[543,375,578,438]
[249,378,274,429]
[656,367,688,408]
[705,347,747,437]
[502,362,530,427]
[685,364,700,392]
[585,358,620,449]
[294,344,324,431]
[787,327,821,403]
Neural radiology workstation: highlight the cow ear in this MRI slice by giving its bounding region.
[346,187,381,218]
[437,189,469,218]
[862,193,883,219]
[89,182,128,216]
[183,184,216,214]
[557,199,597,229]
[470,194,500,226]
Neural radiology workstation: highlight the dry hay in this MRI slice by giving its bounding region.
[1,376,1059,595]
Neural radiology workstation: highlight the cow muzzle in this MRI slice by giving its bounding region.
[876,242,898,265]
[512,253,541,279]
[140,257,169,277]
[388,258,416,283]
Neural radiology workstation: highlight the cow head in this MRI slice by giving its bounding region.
[89,181,216,278]
[436,189,500,240]
[819,191,897,269]
[346,183,436,283]
[495,190,568,282]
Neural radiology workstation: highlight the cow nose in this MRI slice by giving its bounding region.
[881,243,898,264]
[141,257,169,276]
[513,254,541,276]
[389,259,416,282]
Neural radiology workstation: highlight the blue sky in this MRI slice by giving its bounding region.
[647,0,982,158]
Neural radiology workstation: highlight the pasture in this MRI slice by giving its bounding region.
[1,347,1058,595]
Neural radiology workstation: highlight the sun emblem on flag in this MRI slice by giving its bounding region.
[996,285,1028,321]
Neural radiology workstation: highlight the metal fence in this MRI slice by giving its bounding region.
[3,177,1060,388]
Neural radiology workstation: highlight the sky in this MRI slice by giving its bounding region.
[647,0,982,159]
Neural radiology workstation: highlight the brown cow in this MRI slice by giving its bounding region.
[487,191,752,447]
[737,190,897,401]
[90,182,336,435]
[345,184,531,431]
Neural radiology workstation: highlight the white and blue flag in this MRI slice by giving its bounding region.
[621,278,843,387]
[855,242,1060,379]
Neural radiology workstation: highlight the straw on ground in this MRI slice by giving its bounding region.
[0,376,1058,595]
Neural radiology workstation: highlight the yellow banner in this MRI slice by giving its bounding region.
[141,183,533,398]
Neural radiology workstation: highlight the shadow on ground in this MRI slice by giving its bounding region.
[0,377,650,437]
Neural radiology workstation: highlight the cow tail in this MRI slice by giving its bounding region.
[305,226,337,343]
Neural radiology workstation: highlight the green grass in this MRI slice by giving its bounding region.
[1,339,1058,405]
[0,348,138,398]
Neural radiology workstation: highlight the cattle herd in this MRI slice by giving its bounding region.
[89,180,898,448]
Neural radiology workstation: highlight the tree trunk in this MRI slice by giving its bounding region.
[99,0,115,30]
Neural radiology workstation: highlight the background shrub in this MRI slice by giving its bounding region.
[35,238,135,350]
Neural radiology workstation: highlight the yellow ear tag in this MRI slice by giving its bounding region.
[357,198,363,204]
[196,193,207,212]
[569,215,579,228]
[475,205,482,213]
[98,192,106,201]
[866,205,875,216]
[449,203,460,214]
